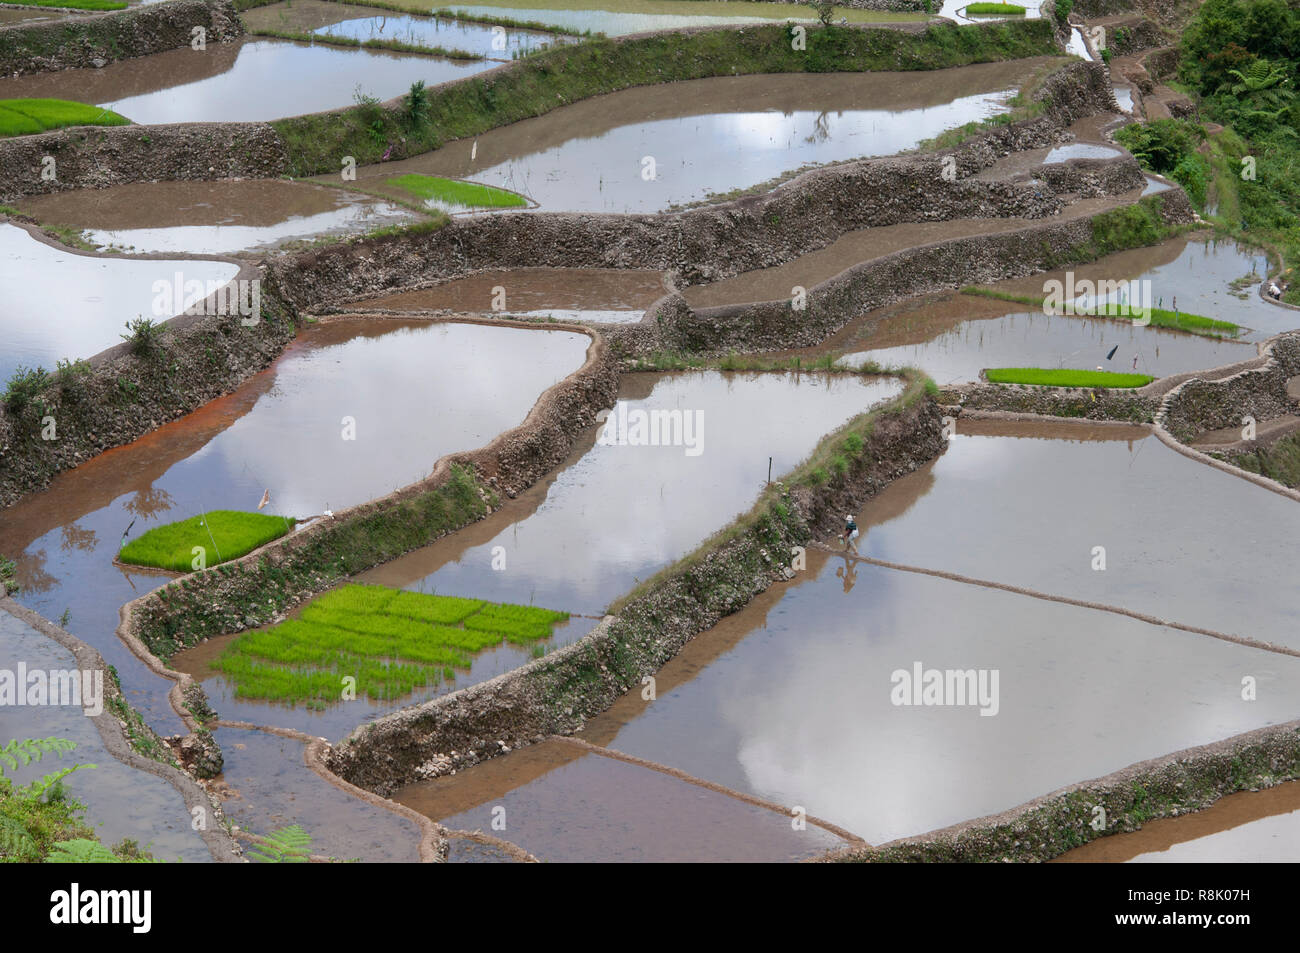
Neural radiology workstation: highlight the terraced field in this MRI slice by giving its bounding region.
[1,0,1296,900]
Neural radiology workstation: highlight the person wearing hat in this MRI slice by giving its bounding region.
[841,514,860,555]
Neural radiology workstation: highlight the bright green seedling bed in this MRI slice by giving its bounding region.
[213,584,570,708]
[985,368,1156,388]
[118,511,295,572]
[0,99,129,138]
[965,3,1026,13]
[385,173,528,209]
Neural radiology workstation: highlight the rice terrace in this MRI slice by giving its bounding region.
[0,0,1296,909]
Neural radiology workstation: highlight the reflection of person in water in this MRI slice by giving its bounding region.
[835,556,858,594]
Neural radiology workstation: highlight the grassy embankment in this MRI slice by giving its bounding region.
[1225,432,1300,487]
[212,583,569,707]
[984,368,1155,387]
[271,18,1061,175]
[0,99,129,138]
[118,511,296,572]
[960,287,1244,337]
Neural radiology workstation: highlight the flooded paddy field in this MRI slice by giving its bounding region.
[1058,780,1300,863]
[164,369,901,739]
[244,0,573,56]
[429,0,921,35]
[395,529,1300,852]
[16,180,421,256]
[0,222,240,381]
[587,545,1300,846]
[836,295,1251,385]
[350,266,668,322]
[983,235,1283,340]
[362,370,902,615]
[0,320,588,731]
[851,420,1300,650]
[396,738,846,862]
[332,60,1056,213]
[213,725,422,861]
[0,38,494,124]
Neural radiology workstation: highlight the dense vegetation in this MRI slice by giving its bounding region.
[1115,0,1300,302]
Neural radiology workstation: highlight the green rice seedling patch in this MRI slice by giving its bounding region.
[118,511,294,572]
[214,585,570,707]
[0,99,129,138]
[985,368,1156,388]
[385,173,528,209]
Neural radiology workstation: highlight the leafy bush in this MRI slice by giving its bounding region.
[121,316,162,357]
[2,365,49,414]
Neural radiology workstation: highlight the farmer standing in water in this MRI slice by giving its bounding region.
[841,513,860,555]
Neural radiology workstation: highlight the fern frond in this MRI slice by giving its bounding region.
[17,763,94,801]
[0,815,39,861]
[46,839,123,863]
[248,824,312,863]
[0,738,78,776]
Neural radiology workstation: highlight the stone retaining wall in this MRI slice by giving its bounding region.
[0,0,242,76]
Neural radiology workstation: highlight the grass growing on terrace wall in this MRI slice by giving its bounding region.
[119,511,296,572]
[247,27,485,60]
[212,583,569,707]
[271,19,1060,175]
[0,99,129,138]
[985,367,1155,387]
[1228,432,1300,489]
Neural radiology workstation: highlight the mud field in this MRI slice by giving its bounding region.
[0,0,1297,895]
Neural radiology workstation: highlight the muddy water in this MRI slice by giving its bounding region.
[835,299,1251,385]
[213,725,421,862]
[0,320,589,733]
[1141,175,1172,196]
[395,739,844,861]
[352,267,668,322]
[985,234,1285,340]
[0,7,62,24]
[1057,780,1300,862]
[336,61,1055,213]
[363,370,902,615]
[440,0,910,35]
[1044,142,1122,162]
[0,39,494,124]
[1113,85,1134,113]
[0,608,214,862]
[582,540,1300,845]
[852,420,1300,651]
[18,180,418,256]
[0,223,240,380]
